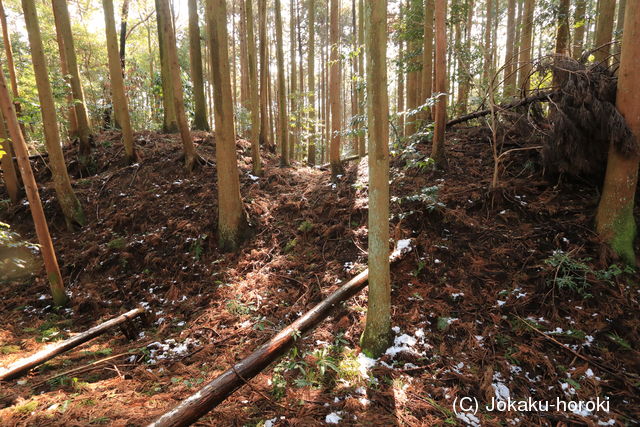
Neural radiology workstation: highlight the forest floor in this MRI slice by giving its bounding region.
[0,127,638,426]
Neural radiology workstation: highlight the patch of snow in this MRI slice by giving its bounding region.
[325,411,343,424]
[492,372,510,401]
[356,352,377,378]
[457,412,481,426]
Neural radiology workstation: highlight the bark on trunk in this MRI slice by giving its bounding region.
[0,307,145,380]
[431,0,447,167]
[158,0,198,171]
[21,0,85,229]
[595,0,640,265]
[103,0,138,162]
[329,0,343,178]
[0,62,66,306]
[360,0,392,358]
[517,0,535,95]
[188,0,210,131]
[148,244,412,427]
[593,0,616,65]
[245,0,262,175]
[207,0,249,252]
[307,0,317,165]
[51,0,93,161]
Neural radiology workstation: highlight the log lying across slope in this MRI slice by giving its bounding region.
[446,90,555,127]
[148,242,413,427]
[0,307,145,381]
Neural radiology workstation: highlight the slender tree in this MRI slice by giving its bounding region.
[422,0,434,120]
[103,0,138,162]
[155,0,178,133]
[613,0,626,63]
[572,0,587,59]
[593,0,616,65]
[258,0,271,149]
[431,0,447,167]
[51,9,78,140]
[360,0,391,358]
[245,0,261,175]
[552,0,570,89]
[207,0,249,251]
[503,0,517,96]
[0,109,19,203]
[517,0,535,95]
[457,0,473,114]
[0,64,66,306]
[188,0,210,131]
[0,0,23,134]
[274,0,289,166]
[482,0,493,87]
[595,0,640,265]
[307,0,317,165]
[356,0,365,156]
[51,0,93,161]
[289,0,297,161]
[405,0,422,135]
[397,1,405,136]
[22,0,84,228]
[158,0,198,171]
[119,0,130,70]
[329,0,343,178]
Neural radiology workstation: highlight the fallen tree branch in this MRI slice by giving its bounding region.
[446,90,555,128]
[0,307,145,381]
[148,242,413,427]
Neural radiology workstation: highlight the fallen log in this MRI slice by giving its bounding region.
[148,241,413,427]
[318,153,366,169]
[0,307,145,381]
[446,90,555,128]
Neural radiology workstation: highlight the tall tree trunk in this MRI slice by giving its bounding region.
[329,0,342,178]
[158,0,198,171]
[593,0,616,65]
[206,0,249,252]
[553,0,570,88]
[360,0,391,358]
[102,0,138,162]
[356,0,365,155]
[307,0,316,165]
[289,0,297,162]
[238,0,250,109]
[596,0,639,265]
[155,0,178,133]
[397,1,405,137]
[51,0,93,162]
[51,10,79,140]
[572,0,587,59]
[517,0,535,95]
[0,0,24,137]
[0,109,19,202]
[431,0,447,167]
[614,0,626,63]
[0,66,66,306]
[119,0,129,71]
[503,0,517,96]
[245,0,261,175]
[21,0,84,229]
[188,0,210,130]
[258,0,271,149]
[513,0,523,86]
[456,0,473,115]
[482,0,493,88]
[405,0,422,135]
[422,0,434,120]
[274,0,289,166]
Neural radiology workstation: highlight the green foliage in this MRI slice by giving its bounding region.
[284,238,298,254]
[106,236,127,250]
[225,298,256,316]
[0,345,21,354]
[544,250,635,299]
[298,220,314,233]
[392,185,445,214]
[14,400,38,414]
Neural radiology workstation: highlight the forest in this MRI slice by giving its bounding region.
[0,0,638,425]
